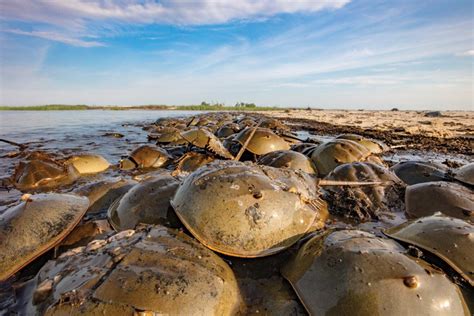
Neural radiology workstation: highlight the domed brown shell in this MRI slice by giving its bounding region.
[0,193,89,281]
[108,173,181,231]
[120,145,171,170]
[180,127,234,159]
[216,123,240,138]
[28,225,243,315]
[171,160,328,257]
[323,162,405,221]
[13,159,79,192]
[310,139,374,177]
[74,177,137,214]
[235,127,290,155]
[336,134,387,154]
[66,154,110,174]
[174,151,215,175]
[455,163,474,186]
[257,150,317,175]
[385,214,474,286]
[282,230,469,315]
[405,181,473,221]
[390,160,449,185]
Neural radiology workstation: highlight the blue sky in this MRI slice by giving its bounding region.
[0,0,472,109]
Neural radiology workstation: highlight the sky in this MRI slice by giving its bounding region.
[0,0,473,110]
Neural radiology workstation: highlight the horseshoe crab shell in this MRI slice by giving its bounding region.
[171,160,328,258]
[405,181,473,220]
[28,225,243,315]
[180,127,234,159]
[323,162,405,221]
[120,145,171,170]
[257,150,317,175]
[108,173,181,231]
[235,127,290,155]
[282,230,469,315]
[66,154,110,174]
[390,161,449,185]
[310,139,376,177]
[335,134,387,154]
[455,163,474,186]
[385,214,474,286]
[13,159,79,191]
[0,193,89,281]
[174,151,215,175]
[74,178,137,214]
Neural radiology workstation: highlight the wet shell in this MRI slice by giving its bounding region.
[0,193,89,281]
[257,150,317,175]
[108,173,181,231]
[385,214,474,286]
[455,163,474,186]
[323,162,405,221]
[13,159,79,191]
[66,154,110,174]
[151,126,186,144]
[74,177,137,214]
[174,151,215,175]
[29,225,243,315]
[120,145,171,170]
[235,127,290,155]
[181,127,234,159]
[390,160,449,185]
[405,181,473,221]
[310,139,375,177]
[171,160,328,257]
[335,134,387,154]
[282,230,469,315]
[216,123,240,138]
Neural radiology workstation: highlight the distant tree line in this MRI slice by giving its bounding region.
[199,101,257,108]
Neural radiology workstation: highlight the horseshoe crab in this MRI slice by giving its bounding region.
[108,173,181,231]
[173,151,215,175]
[235,127,290,156]
[455,163,474,186]
[12,159,79,192]
[27,225,243,315]
[390,160,449,185]
[74,178,137,214]
[216,123,240,138]
[405,181,473,220]
[66,154,110,174]
[180,127,234,159]
[257,150,317,175]
[282,230,469,315]
[385,214,474,286]
[149,127,186,145]
[323,162,405,221]
[335,134,387,154]
[171,160,328,257]
[310,139,383,177]
[0,193,89,281]
[119,145,171,170]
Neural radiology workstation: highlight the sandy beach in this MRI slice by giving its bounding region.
[263,109,473,139]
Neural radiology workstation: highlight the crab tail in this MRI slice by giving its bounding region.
[234,120,263,161]
[318,179,393,186]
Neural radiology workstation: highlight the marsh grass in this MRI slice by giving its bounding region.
[0,104,285,111]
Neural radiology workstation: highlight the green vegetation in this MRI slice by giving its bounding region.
[0,102,283,111]
[0,104,90,111]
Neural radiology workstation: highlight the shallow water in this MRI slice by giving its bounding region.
[0,110,200,172]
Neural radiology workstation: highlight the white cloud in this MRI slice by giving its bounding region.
[4,29,105,47]
[0,0,350,27]
[457,49,474,56]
